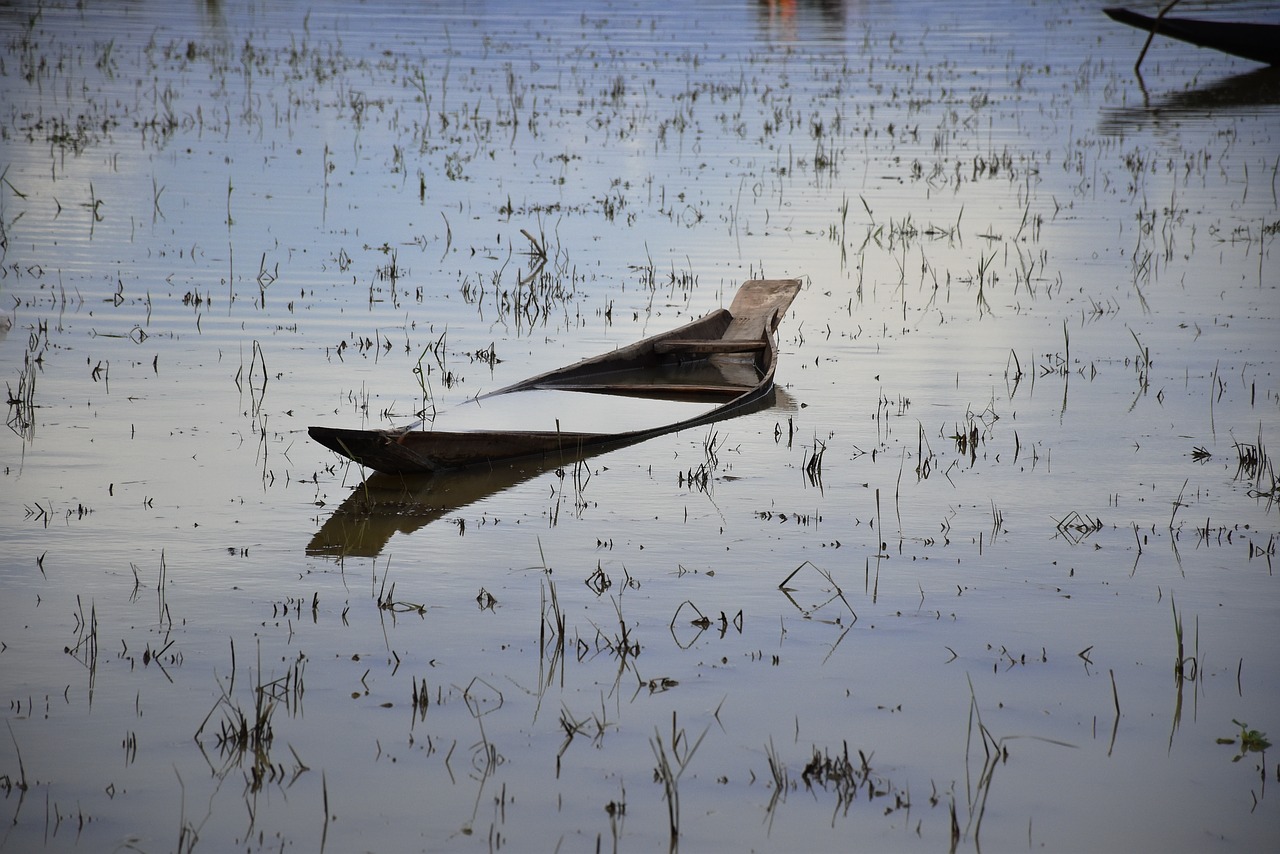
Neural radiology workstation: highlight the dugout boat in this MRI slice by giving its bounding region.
[309,278,802,475]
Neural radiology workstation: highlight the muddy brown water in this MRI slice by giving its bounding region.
[2,1,1277,850]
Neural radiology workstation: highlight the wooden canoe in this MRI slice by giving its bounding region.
[308,278,802,474]
[1104,7,1280,66]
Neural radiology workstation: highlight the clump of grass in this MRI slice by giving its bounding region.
[1171,595,1198,683]
[411,335,443,425]
[951,415,979,464]
[593,595,639,664]
[961,676,1075,845]
[803,436,826,487]
[375,570,426,615]
[1128,326,1151,394]
[650,712,708,848]
[1229,720,1271,757]
[67,595,99,704]
[2,721,30,795]
[800,741,862,816]
[1053,510,1102,545]
[679,461,713,492]
[558,699,614,761]
[1233,428,1278,505]
[6,322,47,441]
[539,568,566,691]
[195,640,306,791]
[763,737,789,820]
[411,676,430,722]
[467,341,501,367]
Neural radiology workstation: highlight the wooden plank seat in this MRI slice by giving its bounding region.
[653,338,768,354]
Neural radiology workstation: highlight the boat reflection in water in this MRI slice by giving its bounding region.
[1098,66,1280,136]
[307,388,798,558]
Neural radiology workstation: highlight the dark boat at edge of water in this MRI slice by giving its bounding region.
[1104,7,1280,66]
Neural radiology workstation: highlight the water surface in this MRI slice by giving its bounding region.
[1,1,1277,851]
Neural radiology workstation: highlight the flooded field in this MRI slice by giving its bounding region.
[2,0,1277,850]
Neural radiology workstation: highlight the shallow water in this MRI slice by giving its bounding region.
[1,1,1278,851]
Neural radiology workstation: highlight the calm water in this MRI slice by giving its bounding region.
[2,1,1277,851]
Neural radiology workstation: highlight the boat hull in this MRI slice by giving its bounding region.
[309,278,802,474]
[1104,7,1280,66]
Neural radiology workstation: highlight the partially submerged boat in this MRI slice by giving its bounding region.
[306,385,802,558]
[1104,7,1280,66]
[309,278,802,474]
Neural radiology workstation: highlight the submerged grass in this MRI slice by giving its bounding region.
[2,1,1278,851]
[650,712,708,850]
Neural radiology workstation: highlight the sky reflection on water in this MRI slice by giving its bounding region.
[1,1,1277,851]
